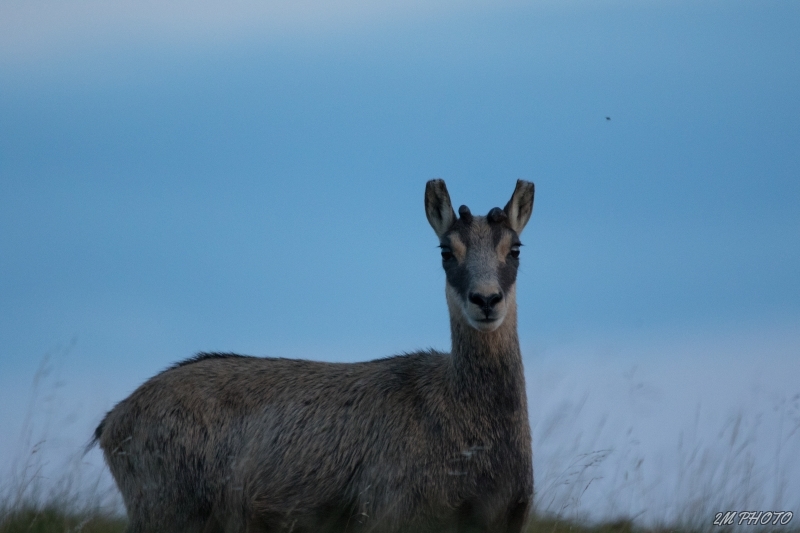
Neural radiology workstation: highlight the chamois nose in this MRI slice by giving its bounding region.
[468,291,503,316]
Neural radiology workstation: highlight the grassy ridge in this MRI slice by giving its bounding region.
[0,511,786,533]
[0,511,638,533]
[0,508,125,533]
[2,506,799,533]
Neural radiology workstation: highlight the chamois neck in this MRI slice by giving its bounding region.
[446,293,527,427]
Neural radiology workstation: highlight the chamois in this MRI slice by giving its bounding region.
[93,179,535,533]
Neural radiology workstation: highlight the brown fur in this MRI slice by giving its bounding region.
[94,180,535,533]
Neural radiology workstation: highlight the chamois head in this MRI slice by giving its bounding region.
[425,179,534,332]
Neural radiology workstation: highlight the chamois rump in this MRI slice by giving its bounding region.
[93,179,535,532]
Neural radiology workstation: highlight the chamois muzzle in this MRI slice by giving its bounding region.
[468,291,504,318]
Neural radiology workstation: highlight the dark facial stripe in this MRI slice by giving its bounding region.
[441,218,472,298]
[493,223,521,295]
[441,237,472,298]
[497,256,518,295]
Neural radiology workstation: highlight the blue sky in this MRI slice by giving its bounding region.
[1,0,799,520]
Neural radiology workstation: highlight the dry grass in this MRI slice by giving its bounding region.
[2,351,798,533]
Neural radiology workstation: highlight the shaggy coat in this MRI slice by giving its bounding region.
[95,179,535,533]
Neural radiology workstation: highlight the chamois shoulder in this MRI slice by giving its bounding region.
[167,349,449,373]
[168,351,251,370]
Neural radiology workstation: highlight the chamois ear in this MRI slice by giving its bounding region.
[503,180,535,234]
[425,179,456,239]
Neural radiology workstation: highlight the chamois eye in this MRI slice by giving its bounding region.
[509,246,520,259]
[440,247,454,261]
